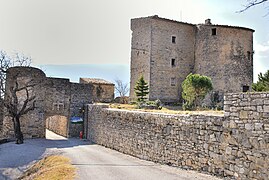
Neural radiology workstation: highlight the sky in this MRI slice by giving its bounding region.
[0,0,268,84]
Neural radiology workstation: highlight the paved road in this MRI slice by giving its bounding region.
[0,130,221,180]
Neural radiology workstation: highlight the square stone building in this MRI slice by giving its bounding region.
[79,78,114,103]
[130,15,254,103]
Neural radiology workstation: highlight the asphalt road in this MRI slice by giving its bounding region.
[0,130,221,180]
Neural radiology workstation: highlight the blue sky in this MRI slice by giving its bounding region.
[0,0,268,84]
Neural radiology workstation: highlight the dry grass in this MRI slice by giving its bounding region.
[19,155,76,180]
[108,103,224,116]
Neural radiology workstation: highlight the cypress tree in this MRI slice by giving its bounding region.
[134,76,149,102]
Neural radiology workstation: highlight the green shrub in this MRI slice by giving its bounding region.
[182,73,213,110]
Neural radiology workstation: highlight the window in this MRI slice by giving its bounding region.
[212,28,216,35]
[247,51,251,60]
[242,85,249,92]
[172,36,176,43]
[171,77,176,86]
[171,59,176,67]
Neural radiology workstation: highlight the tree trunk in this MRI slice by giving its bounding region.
[13,117,24,144]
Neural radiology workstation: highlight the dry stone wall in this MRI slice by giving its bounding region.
[86,92,269,179]
[223,92,269,179]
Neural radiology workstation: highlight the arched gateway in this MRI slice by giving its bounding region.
[1,66,102,139]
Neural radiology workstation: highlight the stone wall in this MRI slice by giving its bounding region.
[2,67,96,139]
[86,92,269,179]
[3,67,47,139]
[0,99,3,138]
[69,123,83,137]
[69,83,93,137]
[223,92,269,179]
[46,115,68,137]
[130,17,152,100]
[92,84,114,103]
[149,17,195,102]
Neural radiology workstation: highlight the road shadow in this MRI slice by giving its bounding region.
[0,130,93,180]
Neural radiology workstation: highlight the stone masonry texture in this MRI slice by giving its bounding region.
[79,78,114,103]
[2,66,113,140]
[86,92,269,179]
[130,16,254,103]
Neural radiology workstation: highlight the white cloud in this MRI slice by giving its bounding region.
[254,40,269,57]
[253,40,269,82]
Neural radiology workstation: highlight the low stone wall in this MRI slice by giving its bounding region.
[86,92,269,179]
[46,115,68,137]
[3,111,45,139]
[223,92,269,179]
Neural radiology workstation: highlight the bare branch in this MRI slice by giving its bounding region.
[114,79,129,97]
[19,87,36,116]
[15,52,32,66]
[238,0,269,13]
[0,50,32,98]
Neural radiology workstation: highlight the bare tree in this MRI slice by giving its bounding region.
[114,79,129,104]
[238,0,269,12]
[0,50,31,98]
[4,74,36,144]
[0,50,33,144]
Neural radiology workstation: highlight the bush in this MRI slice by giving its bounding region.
[137,99,162,110]
[182,73,213,110]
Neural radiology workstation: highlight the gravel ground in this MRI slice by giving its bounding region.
[0,130,222,180]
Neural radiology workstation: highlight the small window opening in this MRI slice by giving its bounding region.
[171,59,176,67]
[212,28,216,36]
[242,85,250,92]
[247,51,251,60]
[172,36,176,43]
[171,77,176,86]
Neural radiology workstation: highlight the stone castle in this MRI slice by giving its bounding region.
[130,15,254,103]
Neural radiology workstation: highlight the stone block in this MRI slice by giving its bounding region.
[226,147,232,155]
[264,99,269,105]
[229,120,237,128]
[254,123,263,131]
[257,106,263,112]
[263,105,269,113]
[252,99,263,106]
[263,113,269,118]
[239,111,248,119]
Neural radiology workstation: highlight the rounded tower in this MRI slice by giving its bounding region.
[194,20,254,101]
[3,66,46,139]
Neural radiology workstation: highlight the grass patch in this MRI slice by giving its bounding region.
[108,103,224,116]
[19,155,76,180]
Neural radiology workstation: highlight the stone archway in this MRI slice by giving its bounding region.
[2,66,94,140]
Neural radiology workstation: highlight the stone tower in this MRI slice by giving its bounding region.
[3,67,47,139]
[130,15,254,103]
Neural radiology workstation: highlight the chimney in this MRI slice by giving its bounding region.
[205,19,212,25]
